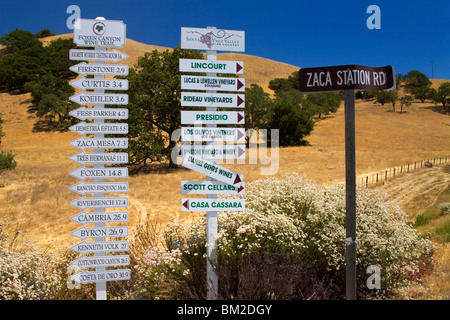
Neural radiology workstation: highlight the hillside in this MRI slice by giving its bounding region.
[40,34,299,92]
[0,35,449,297]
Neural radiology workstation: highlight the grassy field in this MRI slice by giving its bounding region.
[0,34,449,299]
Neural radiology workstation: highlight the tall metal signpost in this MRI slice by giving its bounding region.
[68,17,130,300]
[180,27,245,300]
[298,64,396,300]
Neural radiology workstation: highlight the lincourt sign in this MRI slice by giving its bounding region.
[298,65,396,92]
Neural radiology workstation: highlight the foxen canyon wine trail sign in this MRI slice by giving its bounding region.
[68,17,130,300]
[299,64,396,301]
[180,26,246,301]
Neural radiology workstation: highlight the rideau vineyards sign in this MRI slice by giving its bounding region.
[298,64,396,92]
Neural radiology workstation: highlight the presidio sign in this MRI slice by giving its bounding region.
[299,64,396,301]
[68,17,130,300]
[180,26,246,301]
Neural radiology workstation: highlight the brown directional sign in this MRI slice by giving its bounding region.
[298,64,396,92]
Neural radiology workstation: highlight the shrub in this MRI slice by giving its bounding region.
[136,173,435,299]
[0,151,16,172]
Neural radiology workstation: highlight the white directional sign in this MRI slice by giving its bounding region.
[70,211,129,225]
[181,92,244,108]
[70,197,128,210]
[70,62,129,76]
[71,255,130,270]
[181,145,246,160]
[181,127,245,143]
[71,269,131,284]
[70,107,128,120]
[71,240,130,254]
[69,167,128,180]
[179,58,243,74]
[181,181,245,195]
[70,226,129,240]
[70,92,128,105]
[73,19,126,48]
[70,77,129,91]
[181,27,245,52]
[69,122,128,135]
[70,152,129,165]
[69,137,128,150]
[181,75,245,92]
[182,153,243,185]
[69,49,129,62]
[69,182,129,195]
[182,198,245,212]
[181,111,244,125]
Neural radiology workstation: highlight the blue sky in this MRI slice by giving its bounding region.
[1,0,449,79]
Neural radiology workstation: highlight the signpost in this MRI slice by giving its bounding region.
[70,62,129,76]
[182,153,244,186]
[181,181,245,195]
[69,49,128,62]
[181,75,245,92]
[73,19,126,48]
[68,17,129,300]
[181,127,245,143]
[69,182,128,195]
[181,198,245,211]
[69,107,128,121]
[180,26,246,300]
[69,122,128,135]
[69,92,128,105]
[70,78,129,91]
[181,144,246,160]
[70,211,129,224]
[181,27,245,52]
[69,152,128,165]
[181,111,244,125]
[181,92,245,108]
[70,269,130,285]
[299,64,396,300]
[179,58,243,74]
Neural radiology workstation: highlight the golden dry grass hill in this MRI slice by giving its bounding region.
[0,34,449,280]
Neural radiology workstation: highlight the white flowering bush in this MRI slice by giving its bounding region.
[147,173,435,299]
[0,220,67,300]
[0,172,436,299]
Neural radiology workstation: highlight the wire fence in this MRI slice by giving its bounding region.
[358,155,449,187]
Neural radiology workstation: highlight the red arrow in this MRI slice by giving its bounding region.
[237,185,244,193]
[238,146,245,157]
[237,95,244,106]
[237,112,244,123]
[237,129,244,140]
[234,174,242,184]
[237,79,244,90]
[182,200,189,209]
[236,63,243,73]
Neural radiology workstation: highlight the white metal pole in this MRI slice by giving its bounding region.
[205,26,218,300]
[94,16,107,301]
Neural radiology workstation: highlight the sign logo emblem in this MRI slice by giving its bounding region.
[93,22,106,35]
[187,29,242,49]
